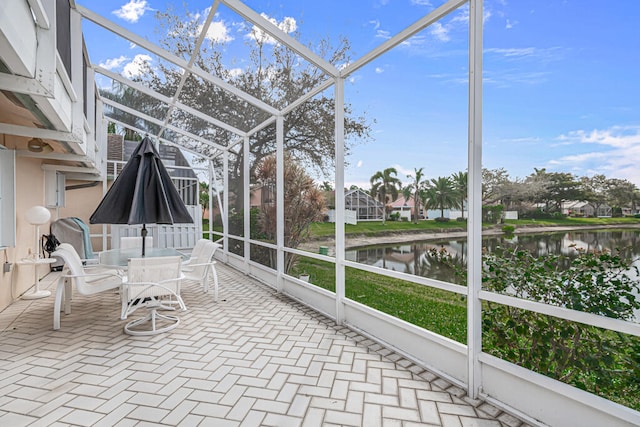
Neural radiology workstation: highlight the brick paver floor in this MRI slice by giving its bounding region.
[0,262,530,426]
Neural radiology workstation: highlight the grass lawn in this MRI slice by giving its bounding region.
[289,255,467,343]
[309,217,640,239]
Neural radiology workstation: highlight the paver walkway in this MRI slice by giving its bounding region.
[0,263,530,426]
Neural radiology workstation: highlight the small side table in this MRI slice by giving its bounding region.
[18,258,56,299]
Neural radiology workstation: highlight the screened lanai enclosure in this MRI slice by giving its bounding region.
[68,0,639,426]
[344,189,385,221]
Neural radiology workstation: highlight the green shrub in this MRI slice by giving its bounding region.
[501,225,515,234]
[480,247,640,409]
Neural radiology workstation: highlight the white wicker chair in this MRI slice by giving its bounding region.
[122,256,185,336]
[181,240,220,301]
[51,245,124,330]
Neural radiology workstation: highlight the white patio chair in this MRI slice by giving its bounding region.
[122,256,185,336]
[182,239,209,266]
[51,245,124,330]
[181,240,220,301]
[120,236,153,249]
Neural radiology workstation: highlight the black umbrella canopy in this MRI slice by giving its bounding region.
[90,137,193,253]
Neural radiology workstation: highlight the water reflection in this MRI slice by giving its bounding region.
[347,229,640,284]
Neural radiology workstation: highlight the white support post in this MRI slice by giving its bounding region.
[208,161,214,241]
[334,78,346,325]
[276,116,285,292]
[34,0,55,96]
[223,151,229,260]
[467,0,484,400]
[209,160,224,222]
[243,135,250,272]
[70,9,86,143]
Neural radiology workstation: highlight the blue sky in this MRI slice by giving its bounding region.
[77,0,640,189]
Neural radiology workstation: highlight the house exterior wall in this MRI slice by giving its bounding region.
[0,152,48,313]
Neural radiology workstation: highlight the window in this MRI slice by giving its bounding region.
[0,148,16,247]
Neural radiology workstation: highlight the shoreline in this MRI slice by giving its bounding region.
[302,223,640,253]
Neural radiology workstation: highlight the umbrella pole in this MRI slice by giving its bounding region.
[141,224,147,257]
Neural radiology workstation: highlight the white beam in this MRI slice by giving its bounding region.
[0,124,82,143]
[342,0,467,77]
[159,0,220,140]
[97,67,244,139]
[247,116,277,137]
[222,0,339,78]
[467,0,483,401]
[281,77,335,116]
[17,150,93,162]
[101,97,223,151]
[96,66,244,141]
[106,117,220,160]
[77,4,279,116]
[480,290,640,337]
[276,115,285,292]
[243,135,250,272]
[41,164,100,174]
[334,77,346,325]
[0,73,53,97]
[26,0,50,29]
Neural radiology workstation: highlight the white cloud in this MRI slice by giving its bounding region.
[485,47,536,57]
[199,19,234,43]
[112,0,151,23]
[122,54,152,78]
[369,20,381,30]
[357,160,363,168]
[99,55,128,70]
[228,68,243,77]
[375,30,391,40]
[505,19,518,29]
[410,0,433,6]
[247,13,297,45]
[393,164,414,179]
[559,126,640,149]
[430,22,450,42]
[375,67,384,74]
[551,126,640,185]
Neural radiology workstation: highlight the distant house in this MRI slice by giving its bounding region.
[563,201,612,218]
[344,189,384,221]
[390,195,415,221]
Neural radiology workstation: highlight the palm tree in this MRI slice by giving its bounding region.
[407,167,427,224]
[370,167,401,225]
[451,171,468,219]
[423,176,459,220]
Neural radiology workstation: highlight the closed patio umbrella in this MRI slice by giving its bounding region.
[90,136,193,256]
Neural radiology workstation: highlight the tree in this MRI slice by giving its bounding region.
[199,181,209,217]
[370,167,401,225]
[482,168,511,204]
[451,171,467,219]
[580,174,608,217]
[546,172,582,213]
[254,153,325,272]
[606,178,639,216]
[406,167,427,223]
[112,7,374,214]
[424,176,459,220]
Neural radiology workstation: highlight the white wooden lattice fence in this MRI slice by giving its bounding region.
[112,205,202,250]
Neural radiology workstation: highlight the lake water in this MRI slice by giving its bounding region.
[346,228,640,321]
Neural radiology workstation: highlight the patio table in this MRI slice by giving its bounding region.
[99,247,187,268]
